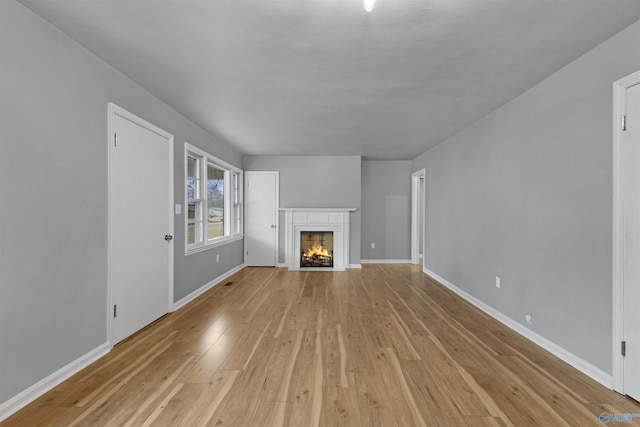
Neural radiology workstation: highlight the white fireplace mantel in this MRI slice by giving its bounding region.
[281,208,357,271]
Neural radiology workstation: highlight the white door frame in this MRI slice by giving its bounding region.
[107,102,174,347]
[612,70,640,392]
[411,169,426,265]
[244,171,280,266]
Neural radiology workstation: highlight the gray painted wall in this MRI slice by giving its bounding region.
[243,156,361,265]
[413,20,640,374]
[361,161,412,260]
[0,1,243,404]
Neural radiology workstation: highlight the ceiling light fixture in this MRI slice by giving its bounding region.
[364,0,375,12]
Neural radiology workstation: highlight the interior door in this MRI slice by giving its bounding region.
[624,83,640,401]
[110,104,173,345]
[245,171,278,266]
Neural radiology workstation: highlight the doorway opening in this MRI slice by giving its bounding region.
[411,169,426,266]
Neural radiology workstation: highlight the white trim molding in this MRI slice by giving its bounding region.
[424,267,613,389]
[0,343,110,422]
[612,69,640,393]
[173,264,245,311]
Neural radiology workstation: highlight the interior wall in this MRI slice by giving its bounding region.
[0,0,243,405]
[361,161,412,261]
[412,19,640,374]
[242,156,362,265]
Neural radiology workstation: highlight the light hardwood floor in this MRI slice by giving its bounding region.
[3,264,640,426]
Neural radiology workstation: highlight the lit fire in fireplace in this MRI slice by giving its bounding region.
[305,244,330,258]
[301,243,333,267]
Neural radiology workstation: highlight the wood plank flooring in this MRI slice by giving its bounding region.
[3,264,640,426]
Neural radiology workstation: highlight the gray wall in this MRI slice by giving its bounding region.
[243,156,362,265]
[361,161,412,260]
[0,0,243,404]
[413,20,640,374]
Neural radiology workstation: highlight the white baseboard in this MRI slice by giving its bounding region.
[361,259,412,264]
[173,264,245,311]
[0,342,110,422]
[277,263,288,268]
[423,267,613,389]
[349,264,362,269]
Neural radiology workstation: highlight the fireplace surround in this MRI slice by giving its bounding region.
[282,208,356,271]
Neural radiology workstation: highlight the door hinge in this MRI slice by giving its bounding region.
[622,115,627,131]
[622,340,626,357]
[114,132,118,146]
[246,250,249,256]
[114,304,117,318]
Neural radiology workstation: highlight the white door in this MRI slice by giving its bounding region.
[245,171,279,266]
[624,83,640,401]
[109,104,173,345]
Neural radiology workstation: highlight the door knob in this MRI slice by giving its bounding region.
[165,234,173,241]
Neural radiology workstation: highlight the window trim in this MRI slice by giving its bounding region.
[184,142,243,256]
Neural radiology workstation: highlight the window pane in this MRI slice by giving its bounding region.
[207,164,225,239]
[187,157,199,200]
[189,221,203,245]
[208,222,224,239]
[233,173,239,204]
[187,203,196,244]
[188,202,204,245]
[187,178,196,199]
[187,157,197,178]
[188,221,204,245]
[187,224,195,244]
[233,204,241,235]
[187,202,196,223]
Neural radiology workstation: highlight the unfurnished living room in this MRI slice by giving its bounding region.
[3,0,640,425]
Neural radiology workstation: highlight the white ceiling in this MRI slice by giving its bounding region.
[18,0,640,160]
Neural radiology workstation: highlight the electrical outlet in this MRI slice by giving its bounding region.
[525,313,533,324]
[175,204,182,215]
[371,243,375,249]
[495,276,501,288]
[216,254,220,262]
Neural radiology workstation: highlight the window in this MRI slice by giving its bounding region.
[185,143,243,254]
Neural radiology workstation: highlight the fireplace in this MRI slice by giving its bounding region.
[300,231,333,268]
[282,208,356,271]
